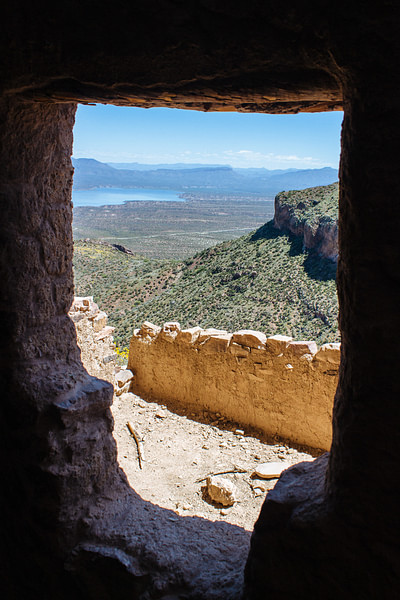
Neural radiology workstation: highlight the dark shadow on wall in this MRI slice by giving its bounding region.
[66,468,251,600]
[250,221,336,282]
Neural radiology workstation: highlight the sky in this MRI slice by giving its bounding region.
[73,104,343,170]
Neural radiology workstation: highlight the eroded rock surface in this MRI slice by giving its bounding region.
[274,183,339,261]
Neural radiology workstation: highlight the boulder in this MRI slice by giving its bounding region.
[94,326,115,341]
[229,342,250,357]
[92,311,108,332]
[115,369,134,388]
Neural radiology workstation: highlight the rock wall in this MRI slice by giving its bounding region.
[70,296,134,394]
[128,322,340,451]
[69,296,117,384]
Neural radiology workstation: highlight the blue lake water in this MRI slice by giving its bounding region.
[72,188,184,207]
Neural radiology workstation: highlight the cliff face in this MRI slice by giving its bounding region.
[274,182,339,261]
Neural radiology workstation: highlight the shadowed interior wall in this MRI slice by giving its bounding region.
[0,2,399,599]
[0,98,125,598]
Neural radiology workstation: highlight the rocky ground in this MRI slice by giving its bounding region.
[111,391,321,531]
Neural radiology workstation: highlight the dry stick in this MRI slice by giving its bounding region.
[126,422,143,469]
[196,468,247,483]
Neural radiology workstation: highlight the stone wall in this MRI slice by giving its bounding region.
[69,296,117,384]
[70,297,135,398]
[128,322,340,451]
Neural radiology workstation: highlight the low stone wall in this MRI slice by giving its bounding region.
[128,322,340,451]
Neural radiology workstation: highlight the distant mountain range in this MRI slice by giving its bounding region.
[72,158,338,196]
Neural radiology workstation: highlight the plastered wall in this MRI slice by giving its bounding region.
[128,321,340,450]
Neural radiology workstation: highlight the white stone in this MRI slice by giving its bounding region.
[232,330,267,349]
[115,381,131,396]
[266,334,293,353]
[314,343,341,364]
[287,340,318,356]
[253,461,291,479]
[197,328,228,343]
[115,369,134,387]
[160,321,181,342]
[92,311,108,332]
[94,326,115,341]
[139,321,161,338]
[177,326,203,344]
[199,333,232,352]
[206,475,237,507]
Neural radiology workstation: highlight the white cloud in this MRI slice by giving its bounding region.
[73,147,337,169]
[219,150,334,169]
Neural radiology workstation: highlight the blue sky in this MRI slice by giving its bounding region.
[73,104,343,170]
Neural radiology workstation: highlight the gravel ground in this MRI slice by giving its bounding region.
[111,392,319,531]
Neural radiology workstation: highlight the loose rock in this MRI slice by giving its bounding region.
[253,461,291,479]
[206,475,237,507]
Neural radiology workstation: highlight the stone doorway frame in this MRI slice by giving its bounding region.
[1,4,399,597]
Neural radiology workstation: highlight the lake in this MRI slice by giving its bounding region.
[72,188,184,207]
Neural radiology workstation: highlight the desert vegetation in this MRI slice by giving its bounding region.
[74,182,338,350]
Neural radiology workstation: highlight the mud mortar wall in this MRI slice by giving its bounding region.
[129,323,339,450]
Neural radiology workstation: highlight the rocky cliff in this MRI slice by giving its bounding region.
[274,182,339,261]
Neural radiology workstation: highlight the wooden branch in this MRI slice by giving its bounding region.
[126,422,143,470]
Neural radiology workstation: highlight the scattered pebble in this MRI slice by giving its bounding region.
[253,483,268,492]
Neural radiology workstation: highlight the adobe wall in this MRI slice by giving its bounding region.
[128,322,339,451]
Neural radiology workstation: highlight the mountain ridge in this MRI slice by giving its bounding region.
[72,157,338,195]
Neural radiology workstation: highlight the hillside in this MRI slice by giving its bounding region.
[73,183,339,350]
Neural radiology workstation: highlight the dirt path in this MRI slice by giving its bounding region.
[111,392,319,531]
